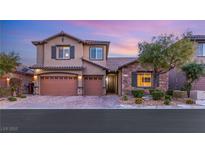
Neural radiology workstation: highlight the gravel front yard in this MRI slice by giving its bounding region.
[0,95,205,109]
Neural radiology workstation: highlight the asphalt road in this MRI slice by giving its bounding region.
[1,109,205,133]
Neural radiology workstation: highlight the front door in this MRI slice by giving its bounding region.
[106,74,117,94]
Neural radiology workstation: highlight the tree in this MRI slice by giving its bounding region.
[9,77,22,96]
[182,63,205,97]
[138,33,196,88]
[0,52,20,77]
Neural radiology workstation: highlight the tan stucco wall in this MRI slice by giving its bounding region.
[193,42,205,63]
[35,36,108,68]
[82,61,106,75]
[83,44,107,66]
[43,36,83,67]
[193,55,205,64]
[36,45,44,65]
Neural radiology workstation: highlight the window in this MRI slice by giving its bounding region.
[57,46,70,59]
[90,47,103,60]
[137,72,152,87]
[197,43,205,57]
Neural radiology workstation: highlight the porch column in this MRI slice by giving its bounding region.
[102,75,106,95]
[77,75,83,95]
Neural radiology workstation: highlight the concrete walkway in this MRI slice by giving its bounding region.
[1,95,205,109]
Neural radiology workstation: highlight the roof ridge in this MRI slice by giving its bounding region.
[32,31,110,45]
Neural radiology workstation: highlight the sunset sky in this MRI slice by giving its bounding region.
[1,20,205,65]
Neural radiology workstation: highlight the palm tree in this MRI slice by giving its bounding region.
[0,52,21,77]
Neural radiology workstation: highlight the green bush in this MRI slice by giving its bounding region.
[0,87,11,97]
[164,95,172,105]
[166,90,173,96]
[149,89,155,95]
[165,95,172,101]
[164,99,171,105]
[8,96,17,101]
[151,90,164,100]
[135,98,143,104]
[122,95,128,101]
[185,98,195,104]
[131,90,144,98]
[173,90,187,98]
[20,95,27,98]
[16,94,27,98]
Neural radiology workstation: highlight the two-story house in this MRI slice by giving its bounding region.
[169,35,205,91]
[31,31,168,96]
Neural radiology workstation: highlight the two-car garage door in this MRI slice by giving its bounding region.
[40,75,77,96]
[40,75,104,96]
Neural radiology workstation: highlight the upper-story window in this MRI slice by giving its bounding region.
[90,47,103,60]
[197,43,205,57]
[57,46,70,59]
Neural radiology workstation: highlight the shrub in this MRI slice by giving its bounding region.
[149,89,155,95]
[135,98,143,104]
[16,94,27,98]
[0,87,11,97]
[185,98,195,104]
[166,90,173,96]
[173,90,187,98]
[20,95,27,98]
[164,95,172,105]
[122,95,128,101]
[164,99,171,105]
[131,90,144,98]
[8,96,17,101]
[165,95,172,101]
[151,90,164,100]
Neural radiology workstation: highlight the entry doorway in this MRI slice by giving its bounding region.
[106,74,117,94]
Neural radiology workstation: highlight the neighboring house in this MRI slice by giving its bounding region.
[0,65,34,93]
[169,35,205,90]
[31,31,168,96]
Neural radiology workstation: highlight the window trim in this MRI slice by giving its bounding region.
[89,46,104,61]
[136,71,153,88]
[197,43,205,57]
[56,45,71,60]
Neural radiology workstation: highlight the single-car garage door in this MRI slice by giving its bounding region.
[40,75,77,96]
[84,75,103,96]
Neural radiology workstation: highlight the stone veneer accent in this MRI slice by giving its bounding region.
[121,62,168,95]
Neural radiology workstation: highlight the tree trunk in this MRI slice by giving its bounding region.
[153,72,159,89]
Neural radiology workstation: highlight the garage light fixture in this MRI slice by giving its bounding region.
[33,75,38,80]
[6,77,10,81]
[78,75,82,79]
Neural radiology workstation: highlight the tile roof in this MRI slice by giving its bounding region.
[190,35,205,39]
[15,65,34,75]
[32,31,110,46]
[107,57,138,71]
[189,35,205,41]
[82,58,109,70]
[30,65,84,70]
[84,40,110,45]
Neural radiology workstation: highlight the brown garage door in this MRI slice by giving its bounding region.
[40,76,77,96]
[84,75,103,96]
[193,76,205,91]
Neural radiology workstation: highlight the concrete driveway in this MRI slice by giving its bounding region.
[1,95,205,109]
